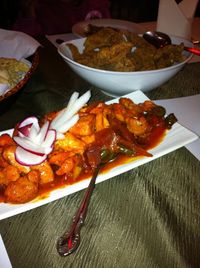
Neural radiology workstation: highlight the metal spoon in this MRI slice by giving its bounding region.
[56,150,117,257]
[143,31,200,56]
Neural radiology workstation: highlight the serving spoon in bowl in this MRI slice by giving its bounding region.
[143,31,200,56]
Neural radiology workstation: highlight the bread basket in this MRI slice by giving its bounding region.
[0,49,39,102]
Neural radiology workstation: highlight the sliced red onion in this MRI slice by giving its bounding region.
[13,136,52,155]
[18,123,33,137]
[18,116,40,138]
[18,116,40,131]
[14,115,56,166]
[28,124,40,139]
[14,90,91,165]
[42,129,56,148]
[34,121,50,144]
[15,147,47,166]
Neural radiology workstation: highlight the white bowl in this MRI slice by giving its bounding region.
[58,36,193,97]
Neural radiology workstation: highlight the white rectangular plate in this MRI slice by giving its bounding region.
[0,90,198,220]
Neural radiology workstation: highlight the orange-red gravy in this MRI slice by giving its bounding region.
[0,124,166,203]
[34,125,166,201]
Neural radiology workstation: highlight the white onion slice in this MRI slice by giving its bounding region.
[56,132,65,140]
[15,147,47,166]
[51,90,91,133]
[55,114,79,133]
[51,91,79,128]
[67,91,80,109]
[59,90,91,122]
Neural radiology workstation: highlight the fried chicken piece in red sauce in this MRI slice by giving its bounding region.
[4,171,39,204]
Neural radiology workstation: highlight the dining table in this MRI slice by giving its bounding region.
[0,19,200,268]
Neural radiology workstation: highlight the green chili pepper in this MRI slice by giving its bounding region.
[118,144,135,156]
[100,149,116,163]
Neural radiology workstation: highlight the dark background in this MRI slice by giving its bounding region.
[1,0,200,31]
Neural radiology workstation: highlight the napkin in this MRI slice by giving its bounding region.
[0,28,40,95]
[0,84,9,96]
[0,28,40,60]
[156,0,199,39]
[46,33,79,48]
[155,94,200,161]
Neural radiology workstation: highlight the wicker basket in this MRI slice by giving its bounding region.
[0,49,40,102]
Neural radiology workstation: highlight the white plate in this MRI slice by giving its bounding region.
[0,90,198,220]
[72,18,144,37]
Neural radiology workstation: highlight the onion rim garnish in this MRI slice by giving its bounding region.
[14,117,56,166]
[14,90,91,165]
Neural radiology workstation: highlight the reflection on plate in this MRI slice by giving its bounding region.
[0,90,198,220]
[72,18,144,37]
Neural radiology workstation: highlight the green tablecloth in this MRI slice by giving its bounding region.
[0,37,200,268]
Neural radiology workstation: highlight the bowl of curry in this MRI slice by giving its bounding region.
[58,27,193,97]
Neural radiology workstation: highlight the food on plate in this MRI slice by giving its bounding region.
[84,23,107,36]
[0,57,30,88]
[67,27,185,71]
[0,90,177,204]
[0,69,9,84]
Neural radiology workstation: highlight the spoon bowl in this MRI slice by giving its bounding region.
[143,31,200,56]
[143,31,172,48]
